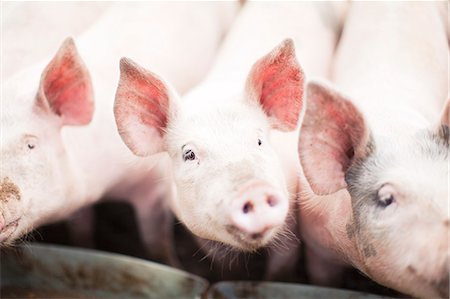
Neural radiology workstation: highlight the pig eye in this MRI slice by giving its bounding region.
[258,139,262,146]
[183,149,196,162]
[23,135,38,151]
[378,193,394,207]
[376,184,396,208]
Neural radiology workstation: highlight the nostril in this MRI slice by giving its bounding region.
[242,201,254,214]
[266,195,278,207]
[444,219,449,228]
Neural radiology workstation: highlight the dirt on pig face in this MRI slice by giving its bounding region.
[0,177,21,202]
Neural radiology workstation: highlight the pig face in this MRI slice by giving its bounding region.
[299,82,449,298]
[346,127,449,298]
[166,100,290,251]
[1,38,94,244]
[115,39,304,251]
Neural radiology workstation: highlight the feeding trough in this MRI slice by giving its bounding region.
[1,243,208,299]
[206,281,394,299]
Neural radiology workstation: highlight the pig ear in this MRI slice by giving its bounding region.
[36,38,94,126]
[299,82,372,195]
[114,58,177,157]
[245,39,305,131]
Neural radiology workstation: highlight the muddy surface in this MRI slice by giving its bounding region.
[24,201,404,297]
[1,286,95,298]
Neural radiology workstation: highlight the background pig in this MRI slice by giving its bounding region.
[298,2,449,298]
[1,2,239,266]
[114,2,345,278]
[2,2,111,78]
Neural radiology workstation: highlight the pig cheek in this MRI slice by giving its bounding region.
[173,171,216,235]
[354,208,410,280]
[24,151,62,211]
[173,178,197,220]
[192,173,233,237]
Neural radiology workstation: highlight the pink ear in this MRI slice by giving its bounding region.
[114,58,173,157]
[245,39,305,131]
[299,82,371,195]
[37,38,94,126]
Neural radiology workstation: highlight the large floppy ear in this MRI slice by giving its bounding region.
[245,39,305,131]
[114,58,177,157]
[36,38,94,126]
[299,81,371,195]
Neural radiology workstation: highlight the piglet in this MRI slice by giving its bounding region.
[298,2,449,298]
[114,2,345,278]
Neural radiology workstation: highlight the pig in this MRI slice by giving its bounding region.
[114,2,345,278]
[297,2,449,298]
[1,2,239,266]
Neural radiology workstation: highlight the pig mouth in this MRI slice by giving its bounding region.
[0,218,20,243]
[226,225,275,251]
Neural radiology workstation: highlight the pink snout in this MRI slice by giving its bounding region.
[231,182,288,235]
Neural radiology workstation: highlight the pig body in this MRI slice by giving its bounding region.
[114,2,345,278]
[298,2,449,298]
[2,2,112,79]
[1,2,239,265]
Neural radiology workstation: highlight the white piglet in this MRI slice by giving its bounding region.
[1,2,239,266]
[114,2,344,277]
[298,2,449,298]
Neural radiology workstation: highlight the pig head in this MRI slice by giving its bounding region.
[1,38,94,244]
[298,81,449,298]
[114,39,304,252]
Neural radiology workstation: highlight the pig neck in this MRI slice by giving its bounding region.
[61,83,158,208]
[59,45,161,208]
[299,171,361,268]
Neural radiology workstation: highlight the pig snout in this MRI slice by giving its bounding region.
[230,181,288,238]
